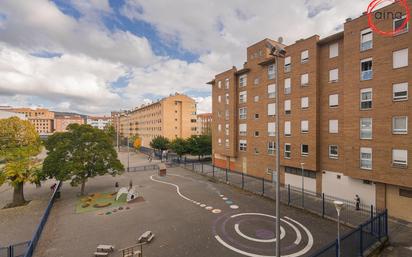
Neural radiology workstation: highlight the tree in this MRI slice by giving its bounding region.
[0,117,42,207]
[150,136,170,151]
[169,138,189,158]
[103,124,116,145]
[187,135,212,160]
[43,124,124,196]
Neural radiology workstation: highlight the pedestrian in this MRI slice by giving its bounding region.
[129,179,133,189]
[115,181,119,188]
[50,183,57,192]
[355,194,360,211]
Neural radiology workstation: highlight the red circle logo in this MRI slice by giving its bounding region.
[367,0,410,36]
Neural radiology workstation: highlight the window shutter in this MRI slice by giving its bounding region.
[393,149,407,162]
[268,103,276,115]
[268,84,276,93]
[301,120,308,131]
[329,69,339,81]
[329,43,339,58]
[301,73,309,85]
[284,121,291,135]
[393,48,408,68]
[284,56,291,65]
[301,50,309,60]
[329,94,339,106]
[301,97,309,108]
[268,122,276,135]
[329,120,338,133]
[284,100,291,111]
[239,124,247,132]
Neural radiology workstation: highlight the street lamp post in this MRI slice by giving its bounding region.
[334,200,344,257]
[116,112,120,152]
[267,41,286,257]
[301,162,305,207]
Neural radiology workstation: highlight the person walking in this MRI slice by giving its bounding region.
[355,194,360,211]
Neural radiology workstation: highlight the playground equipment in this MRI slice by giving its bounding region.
[116,187,138,202]
[119,243,145,257]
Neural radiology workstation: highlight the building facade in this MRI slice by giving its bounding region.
[86,116,111,130]
[118,93,197,147]
[0,110,27,120]
[54,115,85,132]
[209,2,412,221]
[196,113,212,135]
[0,107,55,135]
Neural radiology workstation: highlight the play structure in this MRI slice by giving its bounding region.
[116,186,138,202]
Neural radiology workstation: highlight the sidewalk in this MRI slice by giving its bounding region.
[379,219,412,256]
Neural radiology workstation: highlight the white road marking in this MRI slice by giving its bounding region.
[282,216,314,257]
[230,205,239,209]
[234,224,285,243]
[150,175,196,203]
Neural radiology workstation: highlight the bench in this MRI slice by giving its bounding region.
[97,245,114,253]
[138,231,154,243]
[94,252,109,257]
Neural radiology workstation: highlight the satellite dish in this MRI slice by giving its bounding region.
[278,37,283,44]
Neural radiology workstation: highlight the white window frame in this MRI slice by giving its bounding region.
[361,58,373,81]
[268,84,276,98]
[239,123,247,136]
[329,94,339,107]
[329,42,339,58]
[239,107,247,120]
[218,81,222,89]
[393,15,409,35]
[393,82,408,101]
[301,144,309,156]
[393,48,409,69]
[301,50,309,63]
[225,93,229,105]
[392,149,408,167]
[284,143,291,159]
[239,74,247,87]
[329,68,339,83]
[268,122,276,136]
[360,88,372,110]
[268,103,276,116]
[284,121,291,136]
[329,145,338,159]
[360,28,373,51]
[393,116,408,134]
[284,78,291,94]
[218,138,222,145]
[225,78,230,89]
[284,100,291,114]
[301,120,308,133]
[225,139,229,148]
[301,73,309,86]
[239,91,247,104]
[268,141,275,155]
[284,56,291,72]
[301,97,309,109]
[239,140,247,151]
[254,95,260,102]
[225,124,229,136]
[360,117,373,139]
[329,120,338,134]
[360,147,372,170]
[218,95,221,103]
[268,64,276,79]
[218,124,222,132]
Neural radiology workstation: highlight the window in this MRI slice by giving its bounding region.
[301,50,309,63]
[285,166,316,178]
[361,58,373,80]
[329,69,339,82]
[360,88,372,110]
[239,140,247,151]
[268,141,275,155]
[392,149,408,167]
[218,81,222,89]
[301,120,308,133]
[225,93,229,104]
[329,145,338,159]
[225,110,229,120]
[329,94,339,107]
[284,121,291,136]
[268,64,276,79]
[284,144,291,158]
[360,28,373,51]
[254,113,259,119]
[254,95,260,102]
[268,84,276,98]
[329,42,339,58]
[225,78,230,89]
[301,144,309,156]
[393,48,408,69]
[284,78,291,94]
[394,15,409,35]
[239,74,247,87]
[239,108,247,119]
[284,56,291,72]
[301,97,309,109]
[393,116,408,134]
[239,91,247,104]
[400,188,412,198]
[254,131,260,137]
[218,124,222,132]
[225,124,229,136]
[218,95,221,103]
[301,73,309,86]
[239,124,247,136]
[284,100,291,114]
[268,122,275,136]
[225,139,229,148]
[268,103,276,116]
[393,82,408,101]
[360,147,372,170]
[360,117,372,139]
[218,138,222,145]
[254,77,260,85]
[254,148,260,154]
[329,120,338,133]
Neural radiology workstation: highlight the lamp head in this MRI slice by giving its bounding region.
[333,200,344,214]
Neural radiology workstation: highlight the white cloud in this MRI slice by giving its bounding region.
[193,96,212,114]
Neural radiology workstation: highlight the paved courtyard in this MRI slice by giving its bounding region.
[33,151,349,257]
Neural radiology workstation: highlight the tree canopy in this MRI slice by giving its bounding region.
[0,117,42,207]
[169,138,189,157]
[186,135,212,159]
[43,124,124,195]
[150,136,170,151]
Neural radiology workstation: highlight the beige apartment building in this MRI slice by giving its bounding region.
[209,1,412,221]
[54,114,85,132]
[118,93,197,147]
[196,113,212,135]
[0,107,55,135]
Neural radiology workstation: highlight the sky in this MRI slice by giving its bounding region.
[0,0,372,115]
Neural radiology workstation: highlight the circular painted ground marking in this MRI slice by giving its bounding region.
[200,204,206,207]
[212,209,222,214]
[213,213,314,257]
[206,206,213,210]
[230,205,239,209]
[220,195,224,197]
[225,200,233,205]
[222,197,228,201]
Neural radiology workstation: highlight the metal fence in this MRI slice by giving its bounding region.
[310,210,388,257]
[0,241,30,257]
[170,159,383,227]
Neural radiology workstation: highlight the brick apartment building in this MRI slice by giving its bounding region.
[209,2,411,221]
[0,107,55,135]
[196,113,212,135]
[54,114,85,132]
[117,93,197,147]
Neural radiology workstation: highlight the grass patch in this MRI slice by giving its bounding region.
[76,192,126,214]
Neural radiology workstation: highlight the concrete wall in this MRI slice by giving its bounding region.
[285,173,317,192]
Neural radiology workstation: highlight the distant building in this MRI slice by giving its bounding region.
[0,107,54,135]
[196,113,212,135]
[0,110,27,120]
[86,116,111,130]
[118,93,197,147]
[54,115,85,132]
